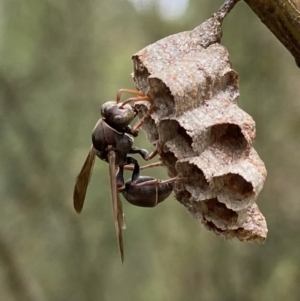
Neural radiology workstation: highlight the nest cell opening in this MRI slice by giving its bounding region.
[213,173,254,199]
[176,161,209,190]
[160,150,178,176]
[201,198,238,222]
[138,112,159,143]
[148,78,175,118]
[159,120,194,158]
[210,123,248,154]
[174,189,192,206]
[133,58,151,92]
[133,57,150,76]
[222,69,239,100]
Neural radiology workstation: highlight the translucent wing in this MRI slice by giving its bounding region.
[73,146,95,213]
[108,149,125,263]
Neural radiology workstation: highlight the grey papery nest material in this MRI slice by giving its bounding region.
[132,17,267,243]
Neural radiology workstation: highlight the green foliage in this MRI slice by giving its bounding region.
[1,0,300,300]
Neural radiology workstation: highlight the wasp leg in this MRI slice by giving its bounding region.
[132,176,180,188]
[124,156,141,184]
[131,144,158,161]
[114,146,147,188]
[120,94,154,136]
[129,146,149,160]
[146,146,159,160]
[124,125,139,137]
[130,112,149,134]
[116,166,125,189]
[124,161,163,172]
[130,102,156,135]
[121,95,153,135]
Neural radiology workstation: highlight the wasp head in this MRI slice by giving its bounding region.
[101,101,137,129]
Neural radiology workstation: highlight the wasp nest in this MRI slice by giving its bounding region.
[132,17,267,242]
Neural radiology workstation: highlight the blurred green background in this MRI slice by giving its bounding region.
[1,0,300,300]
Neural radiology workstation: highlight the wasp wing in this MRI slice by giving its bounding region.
[117,193,126,230]
[108,149,125,263]
[73,146,96,213]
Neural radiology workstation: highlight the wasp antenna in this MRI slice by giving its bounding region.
[116,89,146,103]
[120,96,152,108]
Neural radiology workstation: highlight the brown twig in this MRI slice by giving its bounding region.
[214,0,241,22]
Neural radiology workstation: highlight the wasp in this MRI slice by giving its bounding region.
[73,89,178,262]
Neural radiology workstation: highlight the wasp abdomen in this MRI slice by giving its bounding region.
[122,176,173,207]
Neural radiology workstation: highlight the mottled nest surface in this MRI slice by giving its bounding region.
[132,17,267,243]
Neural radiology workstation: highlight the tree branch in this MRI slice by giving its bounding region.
[244,0,300,66]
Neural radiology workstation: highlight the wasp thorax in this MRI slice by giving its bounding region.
[101,101,137,129]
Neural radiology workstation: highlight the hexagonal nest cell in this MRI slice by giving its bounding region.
[159,120,195,159]
[213,173,253,198]
[210,123,249,155]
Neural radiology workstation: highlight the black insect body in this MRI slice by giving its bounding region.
[73,91,150,213]
[92,118,148,189]
[121,176,174,207]
[73,89,178,263]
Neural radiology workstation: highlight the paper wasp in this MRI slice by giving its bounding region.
[73,89,178,263]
